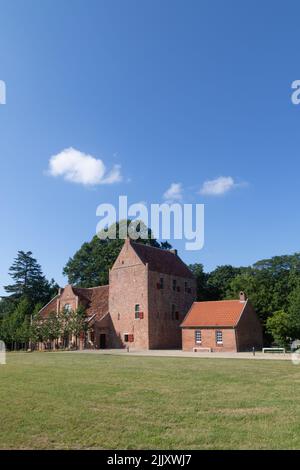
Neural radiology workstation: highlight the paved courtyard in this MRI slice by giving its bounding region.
[70,348,293,361]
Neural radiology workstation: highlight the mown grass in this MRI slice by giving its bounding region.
[0,352,300,449]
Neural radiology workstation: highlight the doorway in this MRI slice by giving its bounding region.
[99,334,106,349]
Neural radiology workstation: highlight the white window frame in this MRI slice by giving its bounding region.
[195,330,202,344]
[216,330,223,344]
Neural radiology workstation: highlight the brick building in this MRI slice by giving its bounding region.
[181,292,263,352]
[38,284,109,349]
[38,239,196,349]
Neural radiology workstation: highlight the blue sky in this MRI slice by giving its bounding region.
[0,0,300,294]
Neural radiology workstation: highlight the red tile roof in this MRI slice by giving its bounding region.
[131,241,194,279]
[73,285,109,320]
[38,296,59,318]
[39,285,109,321]
[181,300,247,328]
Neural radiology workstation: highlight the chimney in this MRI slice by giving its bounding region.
[170,249,178,256]
[58,287,62,296]
[239,291,247,302]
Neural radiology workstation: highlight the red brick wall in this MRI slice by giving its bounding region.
[109,240,196,350]
[94,314,112,349]
[108,241,150,349]
[236,302,263,351]
[57,285,78,312]
[148,271,196,349]
[182,328,237,352]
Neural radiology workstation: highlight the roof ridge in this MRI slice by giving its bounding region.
[38,294,59,313]
[193,299,243,303]
[128,240,194,279]
[130,240,174,254]
[73,285,109,290]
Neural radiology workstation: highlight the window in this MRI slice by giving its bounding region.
[173,280,177,291]
[195,330,201,344]
[171,304,176,320]
[216,330,223,344]
[64,304,72,313]
[160,277,164,289]
[175,311,179,321]
[124,333,134,342]
[135,304,140,319]
[185,283,191,294]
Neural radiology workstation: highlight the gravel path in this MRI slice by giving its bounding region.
[70,348,293,361]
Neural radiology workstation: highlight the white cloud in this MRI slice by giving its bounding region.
[200,176,239,196]
[47,147,122,186]
[163,183,183,203]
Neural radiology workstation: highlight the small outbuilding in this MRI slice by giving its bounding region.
[181,292,263,352]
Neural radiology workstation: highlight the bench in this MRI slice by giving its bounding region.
[193,347,212,353]
[262,347,285,354]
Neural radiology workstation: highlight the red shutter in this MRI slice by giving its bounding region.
[139,311,144,319]
[129,334,134,342]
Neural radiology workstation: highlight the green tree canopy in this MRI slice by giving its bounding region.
[63,220,171,287]
[207,265,242,299]
[266,310,291,348]
[4,250,58,305]
[287,283,300,340]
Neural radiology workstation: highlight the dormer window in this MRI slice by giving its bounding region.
[64,304,72,313]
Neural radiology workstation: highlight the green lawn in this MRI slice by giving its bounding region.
[0,352,300,449]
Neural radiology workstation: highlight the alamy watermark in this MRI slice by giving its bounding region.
[0,341,6,365]
[291,340,300,365]
[0,80,6,105]
[96,196,204,251]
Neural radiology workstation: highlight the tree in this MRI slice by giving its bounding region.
[0,296,17,319]
[31,305,88,350]
[0,297,32,349]
[15,318,31,350]
[189,263,216,301]
[46,312,61,347]
[68,306,87,348]
[4,251,58,305]
[288,284,300,340]
[207,265,242,299]
[266,310,291,347]
[63,220,172,287]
